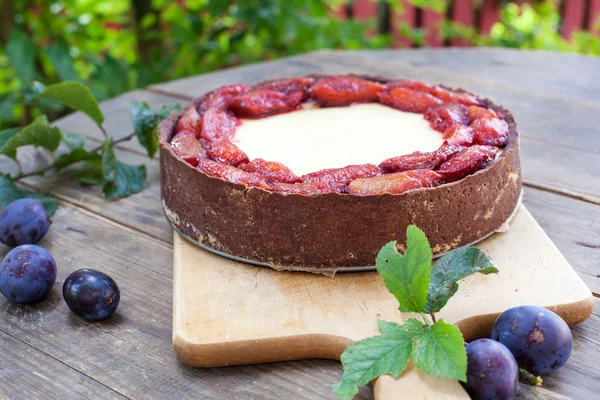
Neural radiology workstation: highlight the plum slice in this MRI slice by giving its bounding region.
[347,169,443,195]
[437,145,498,182]
[378,87,443,114]
[380,144,464,173]
[240,158,301,184]
[176,106,202,136]
[424,103,469,132]
[309,76,384,107]
[229,91,303,118]
[171,130,206,167]
[302,164,380,189]
[197,159,269,189]
[470,117,510,147]
[204,140,249,167]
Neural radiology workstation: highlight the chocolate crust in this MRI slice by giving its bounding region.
[159,76,522,273]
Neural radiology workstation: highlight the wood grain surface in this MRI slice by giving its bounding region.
[0,49,598,399]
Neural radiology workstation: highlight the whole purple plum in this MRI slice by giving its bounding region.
[63,269,120,321]
[463,339,519,400]
[491,306,572,376]
[0,245,57,303]
[0,198,51,247]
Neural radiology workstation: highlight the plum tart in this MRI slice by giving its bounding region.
[159,75,521,273]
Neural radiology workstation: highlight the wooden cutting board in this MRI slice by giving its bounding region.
[172,205,593,399]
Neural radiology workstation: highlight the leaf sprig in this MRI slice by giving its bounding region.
[0,81,180,215]
[333,226,498,400]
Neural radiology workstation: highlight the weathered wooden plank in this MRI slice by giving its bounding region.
[523,187,600,297]
[519,137,600,205]
[516,385,569,400]
[0,330,123,399]
[0,202,371,399]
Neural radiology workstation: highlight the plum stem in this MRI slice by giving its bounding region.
[519,368,543,386]
[419,313,432,327]
[97,123,109,140]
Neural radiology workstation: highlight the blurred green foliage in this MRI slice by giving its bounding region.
[1,0,598,130]
[442,0,600,53]
[485,0,600,54]
[0,0,392,129]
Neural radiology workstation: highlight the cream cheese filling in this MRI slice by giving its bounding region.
[233,103,444,176]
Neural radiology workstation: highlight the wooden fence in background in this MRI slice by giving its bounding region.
[333,0,600,47]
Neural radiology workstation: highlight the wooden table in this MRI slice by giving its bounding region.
[0,48,598,399]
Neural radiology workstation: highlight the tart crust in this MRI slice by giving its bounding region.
[159,76,522,273]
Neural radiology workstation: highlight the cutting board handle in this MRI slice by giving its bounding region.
[373,364,469,400]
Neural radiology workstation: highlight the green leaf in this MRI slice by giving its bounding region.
[22,81,47,101]
[1,123,62,159]
[21,82,63,113]
[0,177,57,216]
[333,324,413,400]
[377,319,406,335]
[62,132,86,150]
[45,42,80,82]
[37,82,104,125]
[102,161,147,199]
[402,318,427,338]
[31,116,49,126]
[91,55,130,97]
[130,102,181,158]
[75,160,104,185]
[412,320,467,382]
[157,104,182,119]
[0,128,21,152]
[101,138,117,181]
[0,93,16,122]
[55,149,101,171]
[130,101,159,158]
[424,247,498,314]
[376,226,432,313]
[6,29,37,85]
[0,177,28,207]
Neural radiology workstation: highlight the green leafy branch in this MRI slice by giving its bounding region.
[333,226,498,400]
[0,81,180,215]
